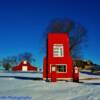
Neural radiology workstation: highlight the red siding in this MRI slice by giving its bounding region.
[43,33,73,81]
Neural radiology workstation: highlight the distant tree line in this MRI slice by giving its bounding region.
[73,59,93,69]
[0,52,35,70]
[73,59,100,73]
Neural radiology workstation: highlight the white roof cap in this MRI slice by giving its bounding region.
[23,60,27,64]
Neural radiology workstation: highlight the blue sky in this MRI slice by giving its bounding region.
[0,0,100,68]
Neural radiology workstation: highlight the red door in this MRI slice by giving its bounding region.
[51,65,56,82]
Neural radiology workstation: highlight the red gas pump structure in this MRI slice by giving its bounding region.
[73,66,79,82]
[43,32,79,82]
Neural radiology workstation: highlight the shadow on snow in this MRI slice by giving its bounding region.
[0,76,43,80]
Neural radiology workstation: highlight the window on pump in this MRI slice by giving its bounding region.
[56,65,66,72]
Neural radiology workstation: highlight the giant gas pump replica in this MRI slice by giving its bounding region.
[43,32,79,82]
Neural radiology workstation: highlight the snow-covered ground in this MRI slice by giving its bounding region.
[0,72,42,78]
[0,72,100,100]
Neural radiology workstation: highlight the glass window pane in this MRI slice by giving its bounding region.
[56,65,66,72]
[53,44,64,57]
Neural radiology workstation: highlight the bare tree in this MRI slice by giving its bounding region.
[44,18,87,59]
[1,52,35,70]
[2,57,13,70]
[18,52,35,63]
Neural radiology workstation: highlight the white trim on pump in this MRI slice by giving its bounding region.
[43,78,72,81]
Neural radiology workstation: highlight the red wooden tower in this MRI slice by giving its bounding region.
[43,33,74,81]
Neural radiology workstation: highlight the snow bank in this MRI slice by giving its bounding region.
[0,78,100,100]
[0,72,42,78]
[0,72,100,100]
